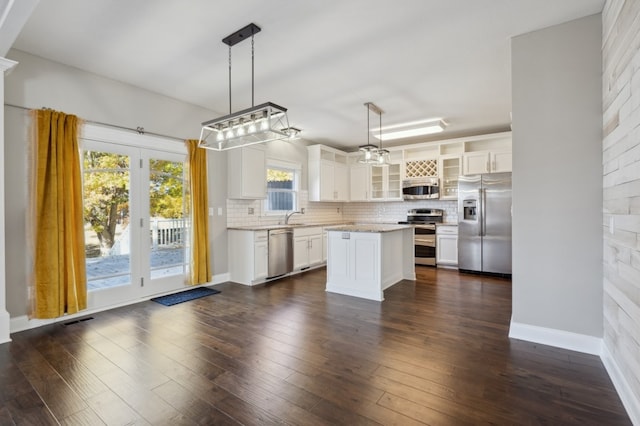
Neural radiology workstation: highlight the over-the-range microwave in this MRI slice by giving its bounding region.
[402,177,439,200]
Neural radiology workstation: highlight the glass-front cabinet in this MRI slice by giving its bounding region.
[370,163,402,201]
[387,163,402,199]
[439,156,461,200]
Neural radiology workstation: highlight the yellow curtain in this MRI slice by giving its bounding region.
[31,109,87,318]
[186,139,211,284]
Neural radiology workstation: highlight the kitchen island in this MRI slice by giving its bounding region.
[324,224,415,301]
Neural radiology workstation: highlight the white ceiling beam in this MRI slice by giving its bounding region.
[0,0,39,57]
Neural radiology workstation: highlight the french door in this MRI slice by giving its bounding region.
[81,126,189,309]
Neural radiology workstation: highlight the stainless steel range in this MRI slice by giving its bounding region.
[399,208,443,266]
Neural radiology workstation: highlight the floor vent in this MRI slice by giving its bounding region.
[63,316,94,326]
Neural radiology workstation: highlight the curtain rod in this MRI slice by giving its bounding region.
[4,103,188,143]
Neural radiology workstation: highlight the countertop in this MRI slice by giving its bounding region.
[324,224,413,233]
[227,222,350,231]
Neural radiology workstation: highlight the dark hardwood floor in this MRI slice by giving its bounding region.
[0,267,631,425]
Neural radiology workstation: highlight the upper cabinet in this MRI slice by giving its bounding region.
[439,155,462,200]
[370,163,402,201]
[350,163,370,201]
[347,150,402,202]
[307,132,511,203]
[228,146,266,199]
[461,135,512,175]
[308,145,349,202]
[463,151,512,175]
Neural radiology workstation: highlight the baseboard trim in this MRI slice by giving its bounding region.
[508,320,602,355]
[9,272,231,335]
[601,346,640,426]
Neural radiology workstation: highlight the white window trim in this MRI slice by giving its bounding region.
[264,159,301,216]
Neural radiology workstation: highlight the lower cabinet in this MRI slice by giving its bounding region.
[293,227,323,271]
[322,228,328,262]
[253,232,268,281]
[436,225,458,268]
[228,230,269,285]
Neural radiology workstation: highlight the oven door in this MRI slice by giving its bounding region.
[414,225,436,266]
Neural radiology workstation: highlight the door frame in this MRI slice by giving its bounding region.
[81,124,188,310]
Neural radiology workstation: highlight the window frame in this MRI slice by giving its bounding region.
[263,159,301,215]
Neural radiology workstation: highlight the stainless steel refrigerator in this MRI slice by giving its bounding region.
[457,172,512,275]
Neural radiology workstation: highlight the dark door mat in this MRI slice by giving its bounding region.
[151,287,220,306]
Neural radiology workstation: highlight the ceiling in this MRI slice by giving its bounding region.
[8,0,604,150]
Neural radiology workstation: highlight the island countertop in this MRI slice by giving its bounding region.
[324,224,412,233]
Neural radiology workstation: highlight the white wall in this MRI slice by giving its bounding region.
[511,15,603,340]
[3,49,227,318]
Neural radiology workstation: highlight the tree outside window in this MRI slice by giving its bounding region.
[266,166,298,212]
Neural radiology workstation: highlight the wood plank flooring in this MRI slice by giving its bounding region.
[0,267,631,425]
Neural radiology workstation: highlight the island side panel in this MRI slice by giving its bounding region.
[381,230,403,290]
[402,227,417,280]
[326,231,384,301]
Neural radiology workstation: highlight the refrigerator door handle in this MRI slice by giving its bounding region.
[478,188,483,236]
[481,188,487,237]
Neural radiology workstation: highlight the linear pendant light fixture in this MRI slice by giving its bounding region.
[359,102,389,165]
[198,23,297,151]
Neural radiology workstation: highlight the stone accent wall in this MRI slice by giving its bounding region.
[602,0,640,410]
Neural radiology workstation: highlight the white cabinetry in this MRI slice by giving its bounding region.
[350,164,370,201]
[228,230,269,285]
[463,151,512,175]
[254,232,268,280]
[227,147,266,199]
[491,151,512,173]
[349,162,402,202]
[309,145,349,202]
[322,228,328,262]
[371,163,402,201]
[325,227,415,301]
[293,227,323,271]
[463,152,490,175]
[401,132,511,191]
[439,156,461,200]
[436,225,458,268]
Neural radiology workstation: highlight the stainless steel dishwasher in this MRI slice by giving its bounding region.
[267,229,293,279]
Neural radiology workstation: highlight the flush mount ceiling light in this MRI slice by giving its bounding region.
[359,102,390,165]
[372,118,447,141]
[198,23,298,151]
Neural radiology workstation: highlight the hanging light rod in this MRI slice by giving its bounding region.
[199,23,299,151]
[359,101,390,165]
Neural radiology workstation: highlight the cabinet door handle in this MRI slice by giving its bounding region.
[492,160,496,171]
[486,160,490,172]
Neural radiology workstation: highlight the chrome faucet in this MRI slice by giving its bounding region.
[284,210,302,224]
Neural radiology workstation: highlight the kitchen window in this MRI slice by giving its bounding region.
[264,160,300,214]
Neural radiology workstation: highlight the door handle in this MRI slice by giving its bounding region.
[482,188,487,237]
[478,189,483,237]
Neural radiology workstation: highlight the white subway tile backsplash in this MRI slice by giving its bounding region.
[343,200,458,223]
[227,191,458,227]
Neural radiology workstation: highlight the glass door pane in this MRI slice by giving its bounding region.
[146,154,188,292]
[83,150,132,291]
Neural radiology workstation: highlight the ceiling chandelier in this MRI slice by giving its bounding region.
[198,23,298,151]
[359,102,389,165]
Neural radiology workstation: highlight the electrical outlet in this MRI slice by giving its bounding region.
[301,208,305,214]
[337,207,340,213]
[248,207,254,215]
